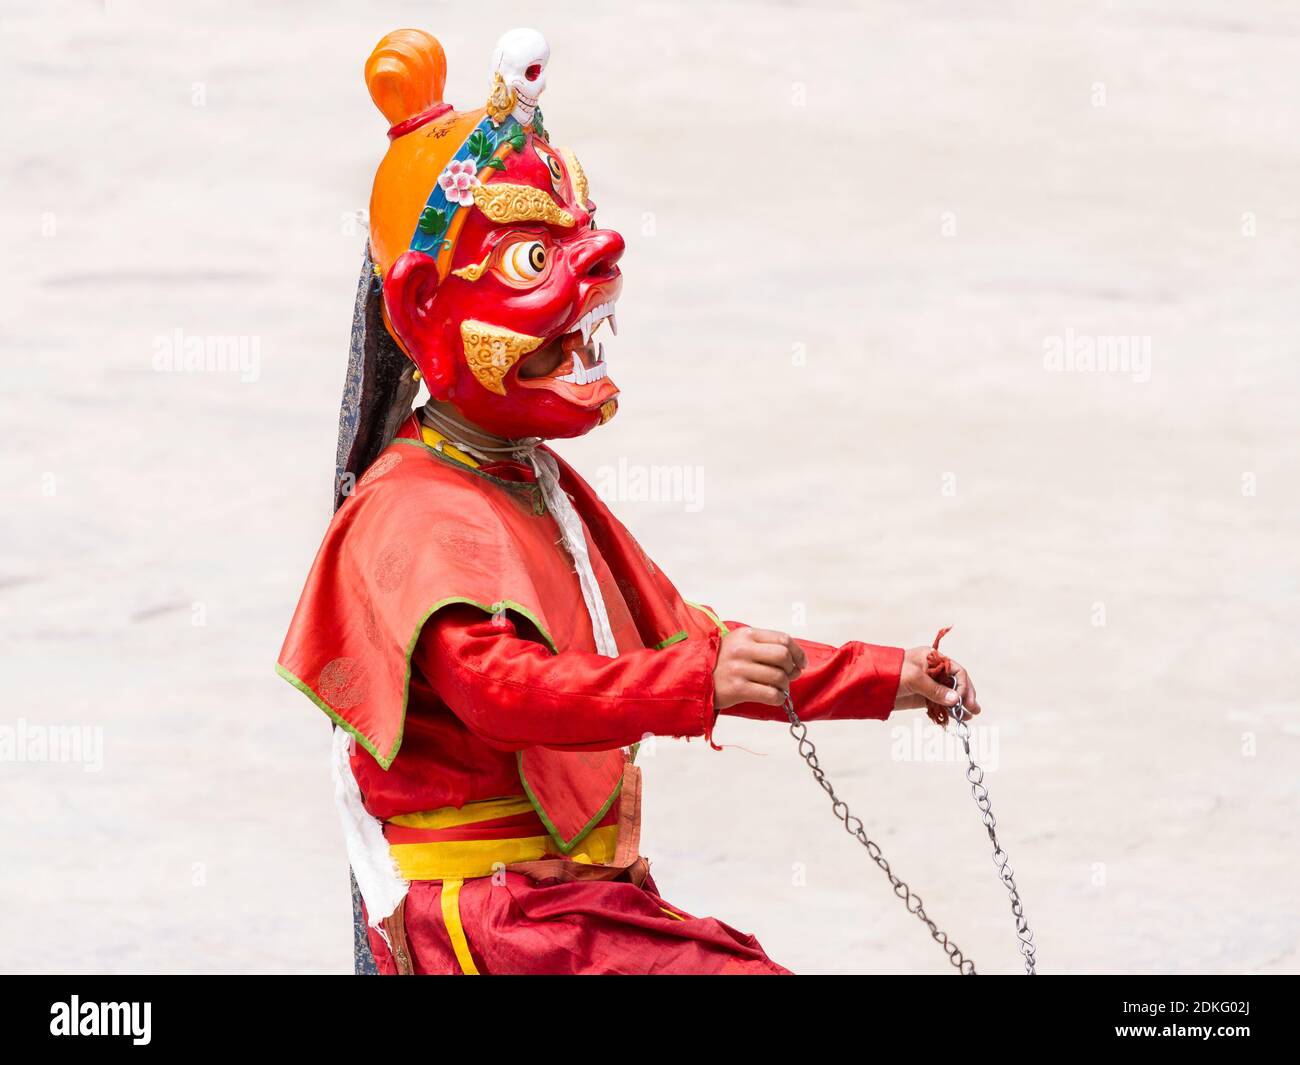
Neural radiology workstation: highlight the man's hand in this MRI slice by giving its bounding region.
[713,627,807,710]
[894,646,981,727]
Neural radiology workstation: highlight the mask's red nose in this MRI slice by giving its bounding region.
[571,228,624,279]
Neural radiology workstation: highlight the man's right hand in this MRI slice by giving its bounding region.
[712,627,806,710]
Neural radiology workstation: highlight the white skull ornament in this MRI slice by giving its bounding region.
[489,27,549,127]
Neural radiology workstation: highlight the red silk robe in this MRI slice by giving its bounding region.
[279,418,903,974]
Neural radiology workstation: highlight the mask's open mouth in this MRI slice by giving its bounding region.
[516,300,619,407]
[518,332,608,384]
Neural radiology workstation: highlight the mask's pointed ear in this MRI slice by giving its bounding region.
[384,251,454,397]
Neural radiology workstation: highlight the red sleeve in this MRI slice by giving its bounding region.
[719,621,904,724]
[412,606,720,752]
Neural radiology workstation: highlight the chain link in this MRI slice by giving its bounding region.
[784,689,1037,975]
[950,699,1037,974]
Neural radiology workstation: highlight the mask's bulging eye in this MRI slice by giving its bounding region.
[533,143,568,199]
[499,240,548,283]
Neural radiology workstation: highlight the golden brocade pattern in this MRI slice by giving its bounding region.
[559,147,589,206]
[485,71,515,125]
[450,254,492,282]
[471,183,575,228]
[459,320,544,394]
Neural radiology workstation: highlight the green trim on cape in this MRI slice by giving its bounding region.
[515,751,624,855]
[276,595,558,769]
[686,601,730,636]
[653,629,688,649]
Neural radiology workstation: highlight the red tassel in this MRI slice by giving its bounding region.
[923,626,956,728]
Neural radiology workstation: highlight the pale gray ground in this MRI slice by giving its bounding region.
[2,0,1297,974]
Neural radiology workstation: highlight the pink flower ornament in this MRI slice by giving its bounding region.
[438,159,480,207]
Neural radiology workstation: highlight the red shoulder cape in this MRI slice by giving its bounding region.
[277,435,715,852]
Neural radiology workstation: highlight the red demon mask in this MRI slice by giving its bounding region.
[367,28,624,440]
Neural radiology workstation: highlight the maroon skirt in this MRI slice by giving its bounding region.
[365,870,790,975]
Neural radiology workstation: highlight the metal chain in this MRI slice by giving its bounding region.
[784,688,1037,975]
[950,698,1038,974]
